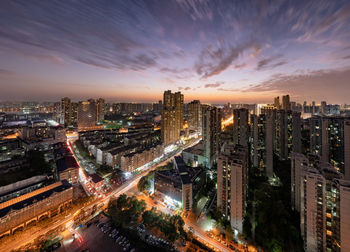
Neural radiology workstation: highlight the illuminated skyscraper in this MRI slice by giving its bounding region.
[202,106,221,168]
[96,98,105,123]
[188,100,201,132]
[77,100,97,129]
[60,97,78,127]
[161,90,184,146]
[61,97,72,127]
[233,108,249,147]
[251,107,275,177]
[275,110,301,160]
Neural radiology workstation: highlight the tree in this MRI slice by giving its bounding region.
[225,226,234,242]
[108,194,146,228]
[137,176,151,193]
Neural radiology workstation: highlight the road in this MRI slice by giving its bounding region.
[132,187,241,252]
[0,138,200,252]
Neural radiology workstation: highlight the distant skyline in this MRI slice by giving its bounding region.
[1,0,350,103]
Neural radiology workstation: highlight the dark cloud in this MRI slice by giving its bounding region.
[256,54,286,70]
[204,82,223,88]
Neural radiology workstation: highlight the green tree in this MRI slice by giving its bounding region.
[137,176,151,192]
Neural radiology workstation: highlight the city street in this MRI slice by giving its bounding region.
[0,138,201,252]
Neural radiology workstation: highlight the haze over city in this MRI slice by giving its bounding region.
[1,0,350,103]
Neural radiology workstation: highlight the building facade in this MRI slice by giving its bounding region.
[202,106,222,168]
[233,108,249,147]
[161,90,184,146]
[217,144,248,233]
[188,100,201,132]
[77,100,97,129]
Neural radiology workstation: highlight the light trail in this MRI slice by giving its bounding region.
[0,137,212,252]
[221,115,233,129]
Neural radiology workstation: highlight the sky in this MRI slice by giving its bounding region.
[0,0,350,104]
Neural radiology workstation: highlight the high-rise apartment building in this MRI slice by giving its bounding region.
[275,110,301,160]
[310,116,350,180]
[61,97,72,127]
[301,167,350,251]
[60,97,78,127]
[188,100,201,132]
[251,108,275,177]
[274,96,280,109]
[233,108,249,147]
[77,100,97,129]
[291,152,310,212]
[161,90,184,146]
[282,94,291,111]
[202,106,222,168]
[96,98,105,123]
[291,153,350,252]
[321,101,327,114]
[217,144,248,234]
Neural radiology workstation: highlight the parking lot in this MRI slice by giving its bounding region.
[58,215,135,252]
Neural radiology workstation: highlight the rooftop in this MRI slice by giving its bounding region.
[0,180,72,218]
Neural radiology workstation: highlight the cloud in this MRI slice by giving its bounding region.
[245,67,350,103]
[195,41,261,79]
[204,82,223,88]
[178,86,191,91]
[256,54,286,70]
[0,69,15,75]
[233,63,247,69]
[217,87,241,92]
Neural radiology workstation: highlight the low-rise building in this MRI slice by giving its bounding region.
[0,180,73,237]
[154,156,205,212]
[19,125,66,150]
[120,144,162,172]
[182,142,206,167]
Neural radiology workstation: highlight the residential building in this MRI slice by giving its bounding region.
[310,116,350,180]
[188,100,201,132]
[251,108,275,177]
[0,180,73,237]
[154,156,205,213]
[96,98,105,123]
[77,100,97,129]
[202,106,222,168]
[217,144,248,233]
[161,90,184,146]
[233,108,249,147]
[275,110,301,160]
